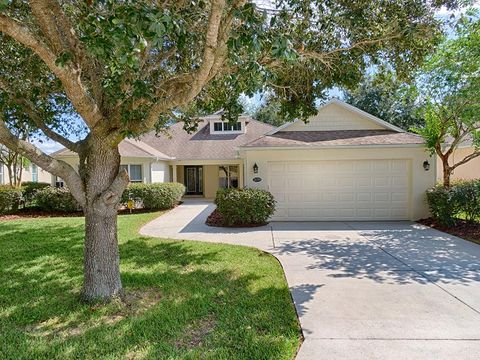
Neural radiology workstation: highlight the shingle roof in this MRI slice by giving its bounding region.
[52,138,172,159]
[242,130,425,148]
[140,117,274,160]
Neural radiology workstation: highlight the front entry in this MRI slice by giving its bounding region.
[184,166,203,195]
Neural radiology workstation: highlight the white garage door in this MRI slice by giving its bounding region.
[268,159,411,221]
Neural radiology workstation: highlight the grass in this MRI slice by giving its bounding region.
[0,212,301,359]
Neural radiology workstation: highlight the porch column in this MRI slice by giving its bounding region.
[172,164,177,182]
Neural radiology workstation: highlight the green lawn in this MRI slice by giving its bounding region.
[0,212,301,359]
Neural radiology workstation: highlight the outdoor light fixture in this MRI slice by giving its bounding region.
[423,160,430,171]
[253,163,259,174]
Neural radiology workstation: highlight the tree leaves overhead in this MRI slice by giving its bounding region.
[0,0,463,137]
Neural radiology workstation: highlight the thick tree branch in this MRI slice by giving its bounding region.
[0,14,103,128]
[0,119,85,207]
[101,169,130,205]
[0,78,80,152]
[451,150,480,170]
[143,0,227,129]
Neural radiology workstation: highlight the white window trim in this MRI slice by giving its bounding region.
[210,120,244,134]
[218,165,239,189]
[0,164,4,184]
[120,164,143,183]
[31,164,38,182]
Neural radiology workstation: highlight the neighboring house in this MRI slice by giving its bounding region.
[436,141,480,181]
[0,162,51,185]
[52,99,437,221]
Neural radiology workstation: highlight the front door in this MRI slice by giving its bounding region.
[184,166,203,195]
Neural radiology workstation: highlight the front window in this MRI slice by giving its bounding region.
[0,163,3,184]
[212,121,242,132]
[219,165,239,189]
[120,164,143,183]
[31,164,38,182]
[55,176,65,188]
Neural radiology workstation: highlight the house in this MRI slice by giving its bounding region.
[53,99,437,221]
[436,140,480,181]
[0,162,51,185]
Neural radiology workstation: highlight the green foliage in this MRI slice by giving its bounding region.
[121,182,185,210]
[0,185,21,214]
[426,179,480,225]
[343,71,423,130]
[215,188,276,226]
[35,186,81,212]
[21,181,50,206]
[426,185,457,226]
[451,180,480,221]
[0,213,300,359]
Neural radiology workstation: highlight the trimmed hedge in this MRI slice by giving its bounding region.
[35,186,81,212]
[121,182,185,210]
[21,182,50,206]
[214,188,276,226]
[426,179,480,225]
[0,186,22,214]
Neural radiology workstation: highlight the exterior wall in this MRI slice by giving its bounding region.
[242,147,436,220]
[173,160,244,198]
[151,161,170,183]
[285,103,384,132]
[0,163,51,185]
[55,156,155,184]
[436,146,480,181]
[203,165,218,199]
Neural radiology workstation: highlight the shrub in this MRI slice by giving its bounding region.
[0,186,22,214]
[426,185,457,226]
[426,179,480,225]
[214,188,276,226]
[35,186,81,212]
[451,180,480,222]
[21,182,50,206]
[121,182,185,210]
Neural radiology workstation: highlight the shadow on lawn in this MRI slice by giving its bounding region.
[0,220,300,360]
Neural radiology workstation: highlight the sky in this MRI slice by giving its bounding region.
[34,3,478,154]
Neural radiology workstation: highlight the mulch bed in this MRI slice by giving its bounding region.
[205,209,267,228]
[418,218,480,245]
[0,207,159,221]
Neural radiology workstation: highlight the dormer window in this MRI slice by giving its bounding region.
[211,121,244,134]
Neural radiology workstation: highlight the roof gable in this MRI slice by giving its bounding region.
[267,99,404,135]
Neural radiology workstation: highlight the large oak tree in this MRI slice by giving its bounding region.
[0,0,460,302]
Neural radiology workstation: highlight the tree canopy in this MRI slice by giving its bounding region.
[343,71,423,130]
[0,0,462,301]
[413,15,480,187]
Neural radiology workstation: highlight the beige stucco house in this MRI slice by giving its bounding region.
[436,144,480,181]
[0,162,51,185]
[53,99,437,221]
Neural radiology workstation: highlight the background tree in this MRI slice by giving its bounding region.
[343,71,423,130]
[413,15,480,188]
[0,0,459,302]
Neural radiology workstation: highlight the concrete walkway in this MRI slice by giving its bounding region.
[141,200,480,359]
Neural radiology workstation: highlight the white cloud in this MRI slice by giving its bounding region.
[32,139,63,154]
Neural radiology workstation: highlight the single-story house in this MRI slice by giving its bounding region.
[436,140,480,181]
[53,99,438,221]
[0,162,51,185]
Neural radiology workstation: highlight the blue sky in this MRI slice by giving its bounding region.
[34,4,478,154]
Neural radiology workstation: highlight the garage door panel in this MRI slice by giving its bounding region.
[268,159,411,221]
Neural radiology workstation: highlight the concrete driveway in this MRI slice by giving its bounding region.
[140,200,480,359]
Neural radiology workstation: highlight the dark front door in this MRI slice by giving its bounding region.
[184,166,203,195]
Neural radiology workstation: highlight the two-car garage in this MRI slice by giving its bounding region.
[267,159,411,221]
[240,100,436,221]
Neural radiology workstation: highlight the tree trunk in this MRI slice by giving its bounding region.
[83,202,123,302]
[442,157,452,188]
[81,138,126,302]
